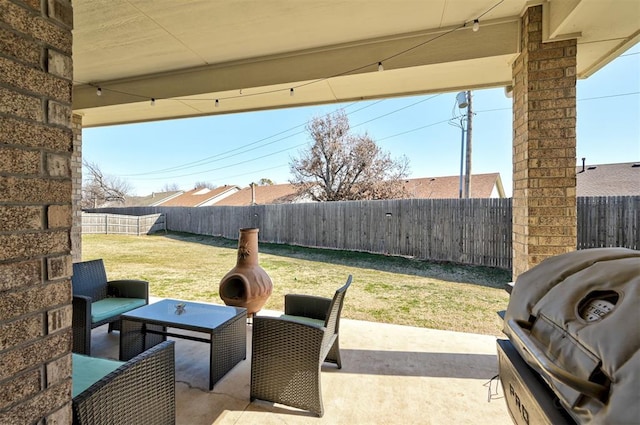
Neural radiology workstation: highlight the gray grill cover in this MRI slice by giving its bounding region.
[503,248,640,424]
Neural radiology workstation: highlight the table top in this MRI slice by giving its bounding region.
[121,299,246,332]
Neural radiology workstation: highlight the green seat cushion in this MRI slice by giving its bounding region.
[279,314,325,328]
[72,353,124,398]
[91,298,146,323]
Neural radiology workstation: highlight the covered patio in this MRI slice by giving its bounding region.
[90,304,512,425]
[1,0,639,423]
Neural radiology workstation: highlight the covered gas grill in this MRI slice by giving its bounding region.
[497,248,640,424]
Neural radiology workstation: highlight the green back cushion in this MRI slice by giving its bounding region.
[72,354,124,398]
[279,314,325,327]
[91,298,146,323]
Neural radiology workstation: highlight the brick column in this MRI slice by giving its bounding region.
[72,114,83,261]
[511,5,577,279]
[0,0,74,423]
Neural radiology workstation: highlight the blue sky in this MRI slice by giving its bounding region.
[84,43,639,197]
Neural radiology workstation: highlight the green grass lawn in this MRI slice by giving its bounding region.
[82,232,511,336]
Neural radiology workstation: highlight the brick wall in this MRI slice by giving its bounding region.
[0,0,74,423]
[511,5,577,279]
[71,114,82,262]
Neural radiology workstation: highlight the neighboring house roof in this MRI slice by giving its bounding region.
[213,183,305,206]
[576,162,640,196]
[130,190,184,206]
[158,185,240,207]
[403,173,505,199]
[97,190,183,208]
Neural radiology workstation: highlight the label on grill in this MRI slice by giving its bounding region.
[579,299,614,322]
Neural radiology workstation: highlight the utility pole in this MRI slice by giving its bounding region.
[464,90,472,198]
[458,119,465,199]
[453,91,469,199]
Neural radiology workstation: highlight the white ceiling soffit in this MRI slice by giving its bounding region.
[72,0,640,127]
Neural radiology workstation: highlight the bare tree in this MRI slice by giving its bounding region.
[289,111,410,201]
[160,182,181,192]
[193,181,216,189]
[257,178,274,185]
[82,161,132,208]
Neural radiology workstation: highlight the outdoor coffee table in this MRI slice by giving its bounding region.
[119,299,246,390]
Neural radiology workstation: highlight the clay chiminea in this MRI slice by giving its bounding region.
[219,228,273,315]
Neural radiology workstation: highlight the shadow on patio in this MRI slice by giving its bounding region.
[91,308,512,425]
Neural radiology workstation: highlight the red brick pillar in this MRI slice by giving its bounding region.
[512,5,577,279]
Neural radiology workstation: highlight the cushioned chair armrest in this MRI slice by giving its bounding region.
[73,340,175,425]
[72,295,92,354]
[107,280,149,301]
[73,294,92,308]
[284,294,332,321]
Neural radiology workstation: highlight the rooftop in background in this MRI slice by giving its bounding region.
[576,162,640,196]
[403,173,505,199]
[127,190,183,206]
[159,185,240,207]
[213,183,303,206]
[114,165,640,208]
[139,173,505,207]
[100,190,183,208]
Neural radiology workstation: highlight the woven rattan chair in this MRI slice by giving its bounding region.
[72,340,175,425]
[250,275,352,417]
[72,259,149,354]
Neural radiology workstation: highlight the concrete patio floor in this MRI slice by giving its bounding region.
[91,308,513,425]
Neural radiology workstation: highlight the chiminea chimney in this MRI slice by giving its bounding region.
[581,157,586,173]
[250,182,256,205]
[219,228,273,315]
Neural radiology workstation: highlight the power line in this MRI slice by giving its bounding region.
[125,96,447,182]
[352,95,441,129]
[120,97,437,179]
[131,113,452,182]
[377,118,452,142]
[122,89,639,183]
[367,91,640,141]
[131,142,308,181]
[577,91,640,102]
[121,99,387,177]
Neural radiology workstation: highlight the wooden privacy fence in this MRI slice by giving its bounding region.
[577,196,639,250]
[88,196,639,270]
[82,212,166,235]
[87,199,512,269]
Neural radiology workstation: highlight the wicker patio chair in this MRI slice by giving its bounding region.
[250,275,352,417]
[72,340,175,425]
[72,259,149,354]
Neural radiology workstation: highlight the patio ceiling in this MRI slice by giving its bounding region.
[72,0,640,128]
